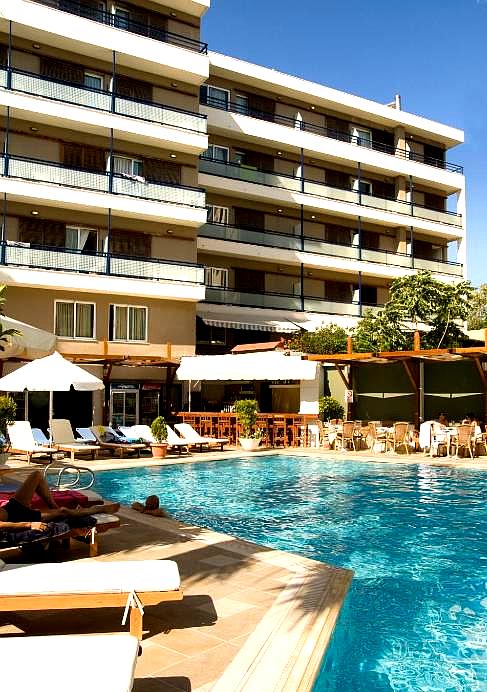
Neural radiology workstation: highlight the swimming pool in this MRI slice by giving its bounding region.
[93,456,487,691]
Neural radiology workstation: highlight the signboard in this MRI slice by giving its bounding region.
[345,389,354,404]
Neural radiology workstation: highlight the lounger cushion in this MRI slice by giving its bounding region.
[0,558,180,594]
[2,633,139,692]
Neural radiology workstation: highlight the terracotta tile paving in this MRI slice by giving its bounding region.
[0,505,352,690]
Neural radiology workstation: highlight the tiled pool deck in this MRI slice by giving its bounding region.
[1,446,485,690]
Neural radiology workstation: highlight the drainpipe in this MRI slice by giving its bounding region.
[419,360,424,423]
[7,21,12,90]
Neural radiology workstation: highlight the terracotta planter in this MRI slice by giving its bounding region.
[239,437,261,452]
[150,443,168,458]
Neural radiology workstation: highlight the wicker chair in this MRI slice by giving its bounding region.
[335,421,357,451]
[449,423,475,458]
[368,421,387,452]
[386,422,411,455]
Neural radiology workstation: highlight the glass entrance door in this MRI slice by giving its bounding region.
[110,388,139,427]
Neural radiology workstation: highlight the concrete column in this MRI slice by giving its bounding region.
[394,126,406,152]
[396,227,408,254]
[456,186,467,277]
[395,176,408,202]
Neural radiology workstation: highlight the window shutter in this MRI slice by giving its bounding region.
[19,218,65,247]
[40,56,84,84]
[114,75,152,101]
[63,143,105,172]
[325,169,351,190]
[111,230,151,257]
[247,93,275,120]
[234,207,265,229]
[144,158,181,185]
[0,45,7,66]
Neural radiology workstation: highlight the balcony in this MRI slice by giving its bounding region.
[1,68,207,137]
[202,96,463,174]
[205,285,380,317]
[200,222,464,277]
[199,157,463,229]
[0,154,206,225]
[33,0,208,53]
[0,242,205,301]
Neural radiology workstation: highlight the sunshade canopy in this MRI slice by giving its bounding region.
[0,316,56,360]
[177,351,318,382]
[0,351,104,392]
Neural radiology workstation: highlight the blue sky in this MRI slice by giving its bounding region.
[202,0,486,287]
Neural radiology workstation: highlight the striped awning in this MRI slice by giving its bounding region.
[198,310,301,334]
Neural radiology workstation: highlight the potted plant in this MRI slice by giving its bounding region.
[150,416,168,458]
[0,395,16,464]
[318,396,344,422]
[234,399,261,451]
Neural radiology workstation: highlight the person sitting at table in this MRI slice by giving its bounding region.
[437,412,450,428]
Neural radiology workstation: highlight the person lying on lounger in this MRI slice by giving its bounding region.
[131,495,170,518]
[0,470,119,548]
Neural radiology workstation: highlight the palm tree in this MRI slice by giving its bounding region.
[0,285,20,351]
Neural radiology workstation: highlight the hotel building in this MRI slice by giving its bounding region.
[0,0,466,424]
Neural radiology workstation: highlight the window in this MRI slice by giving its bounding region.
[352,178,372,196]
[111,155,143,177]
[55,301,95,339]
[65,226,98,253]
[235,94,249,115]
[207,206,229,225]
[113,6,130,29]
[109,305,147,342]
[205,145,229,162]
[84,72,103,90]
[204,267,229,288]
[201,85,230,110]
[351,127,372,148]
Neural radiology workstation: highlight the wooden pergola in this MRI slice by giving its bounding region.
[306,333,487,425]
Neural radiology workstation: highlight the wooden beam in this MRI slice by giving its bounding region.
[473,357,487,423]
[402,360,418,393]
[334,364,351,390]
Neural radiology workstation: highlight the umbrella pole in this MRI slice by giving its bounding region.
[188,379,192,413]
[24,390,28,421]
[48,390,53,443]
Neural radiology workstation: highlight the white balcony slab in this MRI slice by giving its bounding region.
[0,82,208,154]
[160,0,210,17]
[199,170,464,240]
[198,236,463,284]
[202,106,464,192]
[2,0,209,85]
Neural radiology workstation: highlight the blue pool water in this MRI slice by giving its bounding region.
[93,456,487,691]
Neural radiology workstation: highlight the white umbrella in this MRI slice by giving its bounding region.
[0,351,104,440]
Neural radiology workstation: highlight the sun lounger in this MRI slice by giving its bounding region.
[120,424,190,455]
[0,558,182,638]
[50,419,100,462]
[2,633,139,692]
[7,421,58,464]
[77,426,146,458]
[175,422,228,451]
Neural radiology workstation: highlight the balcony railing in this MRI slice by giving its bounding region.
[33,0,208,54]
[1,154,206,208]
[205,286,379,317]
[200,222,464,277]
[199,157,463,228]
[1,68,207,134]
[2,242,205,285]
[201,95,463,174]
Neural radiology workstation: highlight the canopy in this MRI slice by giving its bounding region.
[0,316,56,360]
[0,351,104,392]
[197,306,304,333]
[177,351,318,382]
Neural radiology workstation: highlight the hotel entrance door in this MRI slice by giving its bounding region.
[110,385,138,427]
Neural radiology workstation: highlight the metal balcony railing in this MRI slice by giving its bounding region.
[200,222,464,277]
[199,157,463,228]
[204,285,379,316]
[1,154,206,208]
[2,242,205,285]
[1,67,207,134]
[201,95,463,174]
[33,0,208,53]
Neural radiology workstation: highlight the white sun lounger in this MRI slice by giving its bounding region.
[0,558,182,639]
[7,421,57,463]
[50,419,100,462]
[121,424,190,455]
[2,633,139,692]
[175,422,228,451]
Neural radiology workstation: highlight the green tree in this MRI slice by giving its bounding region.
[467,284,487,330]
[353,307,412,353]
[0,285,20,351]
[387,272,472,348]
[286,324,347,355]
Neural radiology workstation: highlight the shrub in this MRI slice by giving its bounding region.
[318,396,344,422]
[151,416,168,443]
[234,399,260,438]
